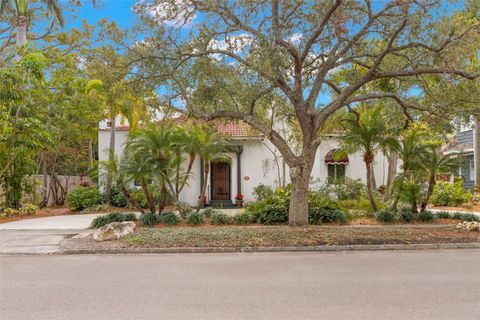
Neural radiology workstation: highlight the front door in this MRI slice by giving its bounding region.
[211,162,230,200]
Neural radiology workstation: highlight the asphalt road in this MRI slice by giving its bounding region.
[1,250,479,320]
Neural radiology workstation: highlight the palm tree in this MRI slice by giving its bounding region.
[125,124,175,213]
[194,125,227,209]
[0,0,95,46]
[341,106,399,212]
[417,143,460,212]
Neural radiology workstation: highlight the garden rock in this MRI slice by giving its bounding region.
[456,221,480,232]
[93,221,136,241]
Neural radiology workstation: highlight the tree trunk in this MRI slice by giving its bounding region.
[157,184,168,214]
[474,117,480,194]
[197,161,210,209]
[120,185,144,214]
[177,152,195,198]
[140,178,156,214]
[288,162,312,226]
[386,150,398,199]
[369,161,377,192]
[365,159,378,212]
[42,151,49,207]
[391,177,404,211]
[104,115,115,204]
[16,16,27,46]
[420,174,436,212]
[87,139,94,170]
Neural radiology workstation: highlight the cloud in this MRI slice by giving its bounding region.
[136,0,196,27]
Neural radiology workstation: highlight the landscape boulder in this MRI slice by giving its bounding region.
[456,221,480,232]
[93,221,136,241]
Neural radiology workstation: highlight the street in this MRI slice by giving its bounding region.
[1,250,479,320]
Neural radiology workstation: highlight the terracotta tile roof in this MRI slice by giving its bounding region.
[99,118,263,138]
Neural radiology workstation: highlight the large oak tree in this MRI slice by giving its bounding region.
[125,0,480,225]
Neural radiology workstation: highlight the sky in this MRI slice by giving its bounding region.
[65,1,138,30]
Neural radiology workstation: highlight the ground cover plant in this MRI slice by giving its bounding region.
[91,212,137,228]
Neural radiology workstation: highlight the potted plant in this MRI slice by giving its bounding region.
[234,193,244,207]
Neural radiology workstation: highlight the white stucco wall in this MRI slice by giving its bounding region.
[98,129,395,205]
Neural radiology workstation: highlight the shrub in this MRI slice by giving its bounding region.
[211,212,232,225]
[19,203,38,215]
[460,213,480,222]
[418,210,436,222]
[111,186,128,207]
[309,207,348,225]
[187,211,204,225]
[140,212,159,226]
[175,201,193,219]
[375,209,396,223]
[202,207,215,218]
[317,178,366,200]
[431,181,473,206]
[452,211,464,220]
[338,197,386,214]
[159,211,179,225]
[397,209,415,223]
[252,184,274,201]
[3,208,19,217]
[246,187,290,225]
[436,211,451,219]
[233,211,254,224]
[66,187,103,210]
[91,212,137,228]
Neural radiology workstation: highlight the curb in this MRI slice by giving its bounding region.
[58,242,480,255]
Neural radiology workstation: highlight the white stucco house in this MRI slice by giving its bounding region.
[98,117,391,206]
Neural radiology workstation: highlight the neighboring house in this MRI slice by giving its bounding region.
[444,119,475,190]
[98,119,391,206]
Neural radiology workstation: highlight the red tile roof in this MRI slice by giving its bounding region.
[99,118,263,138]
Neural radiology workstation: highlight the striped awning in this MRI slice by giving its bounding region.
[325,149,349,164]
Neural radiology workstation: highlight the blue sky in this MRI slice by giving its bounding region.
[65,1,137,30]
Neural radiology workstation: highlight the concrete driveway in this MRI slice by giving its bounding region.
[1,250,479,320]
[0,214,102,254]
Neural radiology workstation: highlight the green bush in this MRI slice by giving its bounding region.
[81,204,110,213]
[338,197,386,214]
[431,181,473,206]
[307,193,347,225]
[246,187,290,225]
[187,211,204,225]
[436,211,451,219]
[317,178,366,200]
[140,212,159,226]
[159,211,180,225]
[233,211,254,224]
[452,211,464,220]
[202,207,215,218]
[375,209,396,223]
[211,212,232,225]
[460,213,480,222]
[175,201,193,219]
[66,187,103,210]
[19,203,39,215]
[252,184,274,201]
[398,209,415,223]
[91,212,137,228]
[3,208,19,217]
[418,210,436,222]
[111,186,128,207]
[309,207,348,225]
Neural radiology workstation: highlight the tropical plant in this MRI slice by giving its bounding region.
[430,181,473,207]
[211,212,232,225]
[159,211,179,225]
[186,211,204,225]
[340,106,399,212]
[140,212,158,226]
[375,209,396,223]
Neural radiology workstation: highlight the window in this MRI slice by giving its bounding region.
[328,164,345,180]
[106,120,112,128]
[470,159,475,181]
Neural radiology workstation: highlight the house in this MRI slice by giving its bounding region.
[98,118,391,206]
[443,119,476,190]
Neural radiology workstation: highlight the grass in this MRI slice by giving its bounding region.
[122,225,480,248]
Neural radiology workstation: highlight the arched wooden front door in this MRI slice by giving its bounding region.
[211,162,230,200]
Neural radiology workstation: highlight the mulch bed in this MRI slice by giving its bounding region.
[61,223,479,251]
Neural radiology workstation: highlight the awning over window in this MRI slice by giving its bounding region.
[325,149,349,164]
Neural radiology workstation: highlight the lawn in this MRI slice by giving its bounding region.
[62,224,480,251]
